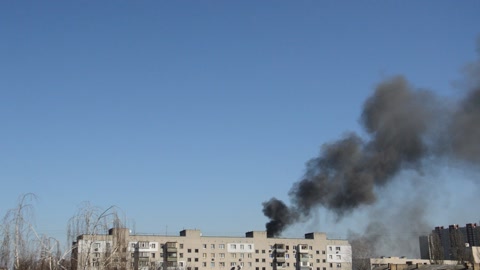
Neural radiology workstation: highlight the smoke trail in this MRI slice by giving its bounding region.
[263,42,480,237]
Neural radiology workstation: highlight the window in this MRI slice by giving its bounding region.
[231,262,236,267]
[152,253,156,258]
[231,253,236,258]
[220,253,225,258]
[316,251,320,255]
[240,244,244,250]
[262,267,265,270]
[180,244,184,249]
[309,246,313,250]
[219,262,225,267]
[336,263,341,268]
[188,249,192,253]
[211,253,215,258]
[262,250,266,254]
[203,244,207,249]
[256,259,259,263]
[322,251,326,255]
[195,249,199,253]
[219,244,225,249]
[160,253,164,258]
[202,262,207,267]
[131,243,135,248]
[248,244,252,250]
[203,253,207,258]
[231,244,236,249]
[187,258,191,262]
[255,250,259,254]
[330,263,333,268]
[316,259,320,263]
[262,259,266,262]
[179,253,183,258]
[195,267,198,270]
[211,262,215,267]
[248,254,252,258]
[323,259,326,263]
[211,244,215,249]
[329,255,332,259]
[194,258,198,262]
[240,253,244,258]
[336,255,341,260]
[329,247,332,251]
[256,267,259,270]
[151,243,156,248]
[336,247,341,251]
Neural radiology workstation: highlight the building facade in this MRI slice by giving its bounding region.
[71,228,351,270]
[420,223,480,261]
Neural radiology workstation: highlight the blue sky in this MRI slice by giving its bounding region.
[1,1,480,246]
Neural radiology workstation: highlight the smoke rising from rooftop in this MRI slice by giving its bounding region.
[263,44,480,238]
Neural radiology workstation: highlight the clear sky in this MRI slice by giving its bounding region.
[1,1,480,250]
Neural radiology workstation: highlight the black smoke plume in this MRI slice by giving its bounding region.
[263,45,480,237]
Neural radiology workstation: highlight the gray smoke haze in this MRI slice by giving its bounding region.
[263,44,480,238]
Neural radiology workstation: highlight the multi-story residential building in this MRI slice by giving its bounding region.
[420,223,480,261]
[71,228,352,270]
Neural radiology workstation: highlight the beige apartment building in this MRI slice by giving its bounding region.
[71,228,351,270]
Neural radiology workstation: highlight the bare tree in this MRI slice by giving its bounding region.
[349,233,375,270]
[0,194,74,270]
[0,193,38,270]
[450,230,468,264]
[67,203,127,270]
[429,232,444,264]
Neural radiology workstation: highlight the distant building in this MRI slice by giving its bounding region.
[355,256,463,270]
[420,223,480,261]
[71,228,352,270]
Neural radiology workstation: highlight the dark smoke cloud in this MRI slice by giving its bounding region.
[263,44,480,237]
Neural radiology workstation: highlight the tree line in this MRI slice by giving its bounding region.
[0,194,125,270]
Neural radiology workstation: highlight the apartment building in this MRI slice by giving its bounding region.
[71,228,351,270]
[419,223,480,261]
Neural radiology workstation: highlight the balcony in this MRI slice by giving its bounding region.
[167,256,178,262]
[275,256,286,263]
[167,252,177,262]
[166,242,177,252]
[275,244,286,253]
[299,254,309,262]
[138,252,149,258]
[298,245,309,253]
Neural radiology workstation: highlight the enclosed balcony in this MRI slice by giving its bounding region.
[166,252,177,262]
[299,254,309,262]
[166,242,177,252]
[275,244,286,253]
[298,245,309,253]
